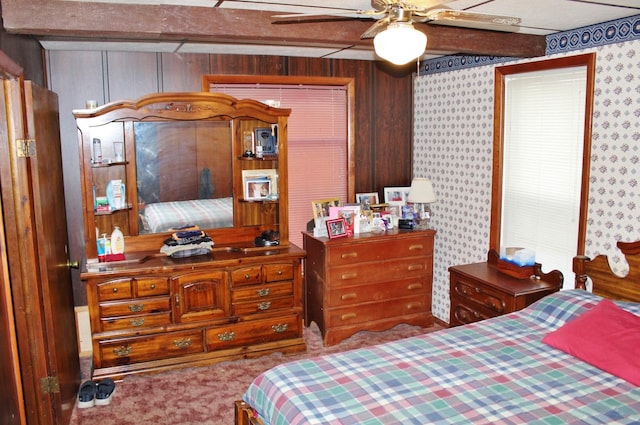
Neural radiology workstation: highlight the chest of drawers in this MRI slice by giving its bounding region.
[449,253,563,327]
[303,229,435,346]
[83,245,305,379]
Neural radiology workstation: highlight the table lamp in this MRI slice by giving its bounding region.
[407,177,436,230]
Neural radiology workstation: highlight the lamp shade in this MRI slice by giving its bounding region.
[373,22,427,65]
[407,178,436,203]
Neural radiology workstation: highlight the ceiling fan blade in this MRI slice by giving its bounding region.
[425,9,521,31]
[360,17,390,39]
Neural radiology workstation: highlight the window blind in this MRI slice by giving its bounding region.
[209,84,348,247]
[503,67,587,280]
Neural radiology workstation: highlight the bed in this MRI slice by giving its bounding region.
[139,197,233,233]
[235,240,640,425]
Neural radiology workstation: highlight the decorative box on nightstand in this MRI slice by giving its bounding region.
[448,250,563,327]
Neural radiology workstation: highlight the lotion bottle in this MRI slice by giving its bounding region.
[111,226,125,254]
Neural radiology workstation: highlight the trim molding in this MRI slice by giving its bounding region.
[419,14,640,75]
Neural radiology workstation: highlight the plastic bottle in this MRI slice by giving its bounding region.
[111,226,125,254]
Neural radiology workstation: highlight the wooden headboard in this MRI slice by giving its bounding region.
[574,240,640,303]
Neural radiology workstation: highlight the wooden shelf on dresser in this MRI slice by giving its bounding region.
[448,250,563,327]
[303,229,436,346]
[82,244,306,380]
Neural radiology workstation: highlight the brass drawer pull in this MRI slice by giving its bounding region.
[112,287,118,293]
[408,244,424,251]
[341,292,357,300]
[341,252,358,259]
[341,313,357,321]
[128,304,144,312]
[129,318,145,327]
[244,274,251,280]
[113,346,132,357]
[257,288,271,297]
[150,283,156,289]
[407,264,424,271]
[407,302,422,310]
[173,338,192,349]
[272,323,288,333]
[407,283,423,290]
[218,331,236,341]
[257,301,272,311]
[277,270,283,275]
[340,272,358,280]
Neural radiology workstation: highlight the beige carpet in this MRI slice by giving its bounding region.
[70,322,443,425]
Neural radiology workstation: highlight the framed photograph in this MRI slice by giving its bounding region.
[387,201,403,218]
[242,169,278,198]
[355,192,379,206]
[326,218,348,239]
[245,178,272,200]
[312,198,342,221]
[383,187,411,204]
[254,127,277,154]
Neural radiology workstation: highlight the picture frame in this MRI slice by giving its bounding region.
[355,192,379,206]
[326,218,348,239]
[254,127,277,154]
[312,197,342,221]
[383,187,411,204]
[244,178,272,201]
[242,169,278,198]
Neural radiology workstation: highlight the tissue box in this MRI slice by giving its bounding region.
[497,247,536,279]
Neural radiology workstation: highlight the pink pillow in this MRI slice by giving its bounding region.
[542,298,640,386]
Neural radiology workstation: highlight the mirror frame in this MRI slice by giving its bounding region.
[490,53,596,257]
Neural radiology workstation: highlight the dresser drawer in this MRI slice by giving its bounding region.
[327,258,430,288]
[99,330,204,367]
[230,266,262,286]
[326,296,427,327]
[327,237,430,266]
[99,296,171,318]
[100,312,173,332]
[231,281,293,303]
[134,277,169,297]
[451,278,507,315]
[264,263,294,282]
[232,296,294,316]
[450,301,493,325]
[205,315,300,351]
[96,278,133,301]
[327,279,428,308]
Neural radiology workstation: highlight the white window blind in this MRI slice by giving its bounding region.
[209,84,348,247]
[503,66,586,280]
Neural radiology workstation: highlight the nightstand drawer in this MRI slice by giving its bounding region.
[451,279,506,314]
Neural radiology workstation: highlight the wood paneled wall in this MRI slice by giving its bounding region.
[45,51,414,305]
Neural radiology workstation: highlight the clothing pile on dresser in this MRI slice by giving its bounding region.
[160,225,214,258]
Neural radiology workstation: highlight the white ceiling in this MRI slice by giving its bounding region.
[40,0,640,61]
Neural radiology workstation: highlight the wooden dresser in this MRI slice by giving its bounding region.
[83,245,305,379]
[303,229,435,346]
[449,250,563,327]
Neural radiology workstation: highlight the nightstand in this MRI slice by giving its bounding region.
[449,250,563,327]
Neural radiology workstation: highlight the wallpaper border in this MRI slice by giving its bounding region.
[419,14,640,76]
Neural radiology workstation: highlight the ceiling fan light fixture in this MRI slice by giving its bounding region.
[373,21,427,65]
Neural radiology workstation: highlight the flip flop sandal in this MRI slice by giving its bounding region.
[95,378,116,406]
[77,380,96,409]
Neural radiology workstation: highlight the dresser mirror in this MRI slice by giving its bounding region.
[134,121,234,234]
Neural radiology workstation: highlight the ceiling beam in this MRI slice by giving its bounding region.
[1,0,546,58]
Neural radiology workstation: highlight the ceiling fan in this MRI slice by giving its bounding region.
[273,0,521,65]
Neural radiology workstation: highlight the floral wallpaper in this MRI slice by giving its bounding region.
[414,16,640,322]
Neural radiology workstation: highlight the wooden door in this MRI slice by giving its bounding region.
[0,78,80,425]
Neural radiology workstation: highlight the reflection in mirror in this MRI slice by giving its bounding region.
[492,54,595,281]
[135,121,234,234]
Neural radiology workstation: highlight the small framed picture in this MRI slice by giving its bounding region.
[326,218,348,239]
[254,127,277,154]
[355,192,379,206]
[312,198,342,221]
[245,178,272,200]
[384,187,411,204]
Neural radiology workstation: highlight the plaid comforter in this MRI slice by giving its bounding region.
[141,197,233,233]
[243,290,640,424]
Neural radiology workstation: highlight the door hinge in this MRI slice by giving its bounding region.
[40,376,60,394]
[16,139,36,157]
